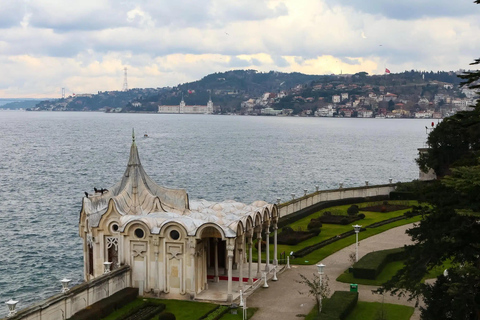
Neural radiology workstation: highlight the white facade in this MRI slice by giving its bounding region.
[158,97,214,114]
[79,134,278,302]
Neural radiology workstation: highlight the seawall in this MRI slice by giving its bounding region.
[277,183,396,219]
[2,266,131,320]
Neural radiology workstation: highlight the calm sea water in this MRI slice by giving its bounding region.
[0,111,429,315]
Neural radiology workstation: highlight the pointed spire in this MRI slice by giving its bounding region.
[128,129,141,166]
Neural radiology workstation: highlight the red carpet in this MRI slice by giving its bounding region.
[207,275,257,282]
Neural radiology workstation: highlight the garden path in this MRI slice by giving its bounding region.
[248,223,422,320]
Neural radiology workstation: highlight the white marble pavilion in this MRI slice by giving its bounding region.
[79,132,279,301]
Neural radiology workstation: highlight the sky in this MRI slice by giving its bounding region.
[1,0,480,98]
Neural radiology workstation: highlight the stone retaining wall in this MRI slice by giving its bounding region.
[3,266,131,320]
[278,184,396,218]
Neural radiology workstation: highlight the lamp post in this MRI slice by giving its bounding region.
[316,263,325,314]
[5,299,18,318]
[60,278,71,294]
[352,225,362,262]
[104,261,112,274]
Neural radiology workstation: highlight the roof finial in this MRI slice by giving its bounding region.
[132,128,135,144]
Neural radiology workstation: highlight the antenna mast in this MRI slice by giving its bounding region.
[61,87,65,99]
[123,67,128,92]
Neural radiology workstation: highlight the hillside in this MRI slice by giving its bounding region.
[30,69,469,116]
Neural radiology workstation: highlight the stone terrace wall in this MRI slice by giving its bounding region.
[3,266,131,320]
[278,184,396,218]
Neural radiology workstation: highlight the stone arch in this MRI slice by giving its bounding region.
[195,223,226,240]
[123,220,151,239]
[158,221,188,240]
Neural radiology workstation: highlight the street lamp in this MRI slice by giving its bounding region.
[352,225,362,262]
[60,278,71,293]
[316,263,326,314]
[5,299,18,317]
[104,261,112,274]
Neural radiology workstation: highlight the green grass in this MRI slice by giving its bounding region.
[101,298,148,320]
[218,307,258,319]
[101,298,218,320]
[290,215,422,265]
[254,201,422,265]
[158,299,218,320]
[337,260,406,286]
[345,301,414,320]
[337,258,454,286]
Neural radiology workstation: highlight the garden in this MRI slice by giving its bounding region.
[254,200,427,266]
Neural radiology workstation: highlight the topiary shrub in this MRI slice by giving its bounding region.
[307,218,323,230]
[358,213,365,219]
[347,205,359,216]
[340,217,349,225]
[158,312,176,320]
[308,228,321,236]
[282,226,294,234]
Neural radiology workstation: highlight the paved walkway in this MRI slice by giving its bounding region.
[248,223,422,320]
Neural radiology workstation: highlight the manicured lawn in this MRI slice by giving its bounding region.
[345,301,414,320]
[290,215,422,265]
[253,201,421,265]
[219,307,258,319]
[336,260,405,286]
[159,299,218,320]
[305,301,414,320]
[337,258,454,285]
[101,298,218,320]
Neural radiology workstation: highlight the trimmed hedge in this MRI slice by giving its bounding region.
[352,247,406,280]
[277,195,389,229]
[321,291,358,320]
[390,191,416,200]
[68,287,138,320]
[199,305,229,320]
[119,302,166,320]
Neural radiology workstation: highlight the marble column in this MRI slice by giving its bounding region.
[273,222,278,266]
[248,235,253,285]
[257,231,262,277]
[214,238,219,282]
[264,223,270,272]
[227,241,234,302]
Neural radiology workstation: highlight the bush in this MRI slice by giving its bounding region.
[358,213,365,219]
[307,218,323,230]
[158,312,176,320]
[352,248,406,279]
[347,205,359,216]
[340,218,349,225]
[69,287,138,320]
[321,291,358,319]
[282,226,294,234]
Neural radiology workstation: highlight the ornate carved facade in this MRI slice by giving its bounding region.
[79,133,278,301]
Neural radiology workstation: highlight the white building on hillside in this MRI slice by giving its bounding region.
[158,96,214,114]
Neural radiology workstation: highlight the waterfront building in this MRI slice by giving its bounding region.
[79,133,278,301]
[158,96,214,114]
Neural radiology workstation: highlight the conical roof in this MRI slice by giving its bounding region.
[86,131,189,217]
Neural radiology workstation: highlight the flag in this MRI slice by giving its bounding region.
[385,68,391,74]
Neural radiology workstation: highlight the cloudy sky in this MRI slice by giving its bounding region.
[1,0,480,98]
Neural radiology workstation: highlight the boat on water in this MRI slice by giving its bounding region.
[144,133,149,138]
[375,115,386,119]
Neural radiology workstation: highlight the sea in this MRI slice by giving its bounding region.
[0,111,430,315]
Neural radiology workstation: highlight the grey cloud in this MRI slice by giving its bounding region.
[324,0,480,20]
[0,1,26,28]
[228,56,252,67]
[271,55,290,68]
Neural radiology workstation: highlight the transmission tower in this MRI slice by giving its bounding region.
[62,87,65,99]
[123,67,128,92]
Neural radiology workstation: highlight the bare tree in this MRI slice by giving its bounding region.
[296,273,331,314]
